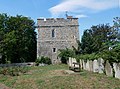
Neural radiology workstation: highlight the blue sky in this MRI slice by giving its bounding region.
[0,0,120,39]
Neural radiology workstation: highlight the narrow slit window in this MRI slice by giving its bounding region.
[52,29,55,37]
[53,48,56,52]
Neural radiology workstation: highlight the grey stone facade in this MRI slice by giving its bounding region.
[37,17,79,64]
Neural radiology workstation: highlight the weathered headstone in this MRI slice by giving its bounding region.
[79,59,83,69]
[89,60,93,71]
[105,60,113,77]
[98,58,104,73]
[86,60,90,71]
[113,63,120,79]
[83,60,87,70]
[93,60,99,72]
[86,60,93,71]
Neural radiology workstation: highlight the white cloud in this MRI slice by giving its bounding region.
[49,0,118,17]
[75,14,88,18]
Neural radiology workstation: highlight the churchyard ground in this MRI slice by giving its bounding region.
[0,64,120,89]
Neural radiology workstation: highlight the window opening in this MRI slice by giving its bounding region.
[53,48,56,52]
[52,29,55,37]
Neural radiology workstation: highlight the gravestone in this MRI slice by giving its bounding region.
[93,60,99,72]
[79,59,83,69]
[86,60,90,71]
[98,58,104,73]
[105,60,113,77]
[113,63,120,79]
[89,60,93,71]
[83,60,87,70]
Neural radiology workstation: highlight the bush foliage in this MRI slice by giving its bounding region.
[58,48,75,63]
[35,56,51,66]
[0,66,29,76]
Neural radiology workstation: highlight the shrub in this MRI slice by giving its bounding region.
[35,58,41,66]
[76,53,99,63]
[35,56,51,66]
[58,48,75,64]
[42,57,51,65]
[0,66,29,76]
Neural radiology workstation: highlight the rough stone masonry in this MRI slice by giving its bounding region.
[37,16,79,64]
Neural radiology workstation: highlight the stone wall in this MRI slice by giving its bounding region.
[0,62,35,67]
[37,17,79,64]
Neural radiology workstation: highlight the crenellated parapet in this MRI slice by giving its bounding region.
[37,17,79,27]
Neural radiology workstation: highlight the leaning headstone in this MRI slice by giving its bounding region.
[83,60,86,70]
[79,59,83,69]
[113,63,120,79]
[98,58,104,73]
[68,57,72,67]
[89,60,93,71]
[93,60,99,72]
[105,60,113,77]
[86,60,90,71]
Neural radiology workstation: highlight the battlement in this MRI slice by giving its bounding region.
[37,17,79,27]
[37,17,78,21]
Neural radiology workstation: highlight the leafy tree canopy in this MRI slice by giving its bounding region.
[0,13,36,63]
[81,24,117,54]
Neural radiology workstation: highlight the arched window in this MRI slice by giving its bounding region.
[52,29,55,37]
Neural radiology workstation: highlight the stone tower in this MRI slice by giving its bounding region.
[37,16,79,64]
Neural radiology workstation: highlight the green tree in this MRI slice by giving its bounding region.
[81,24,117,54]
[81,29,94,54]
[0,14,36,63]
[0,14,9,63]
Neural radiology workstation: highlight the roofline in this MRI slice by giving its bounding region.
[37,18,78,20]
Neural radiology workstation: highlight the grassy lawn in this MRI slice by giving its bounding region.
[0,64,120,89]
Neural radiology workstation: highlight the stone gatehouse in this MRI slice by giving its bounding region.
[37,16,79,64]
